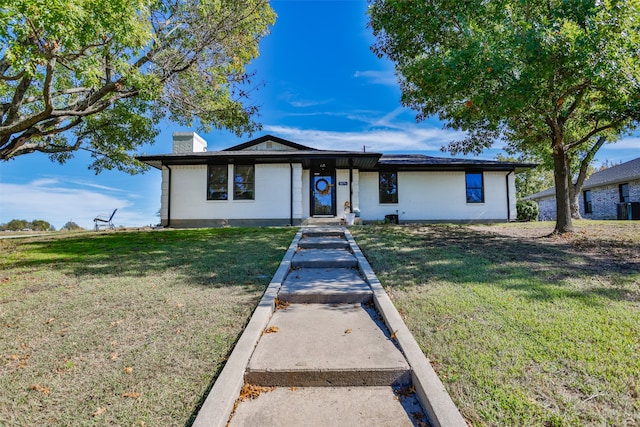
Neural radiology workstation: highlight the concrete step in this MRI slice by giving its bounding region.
[301,227,345,238]
[246,304,410,387]
[228,386,425,427]
[280,268,372,304]
[298,236,349,249]
[291,248,358,269]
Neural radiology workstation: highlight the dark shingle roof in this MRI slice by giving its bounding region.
[377,154,535,172]
[526,157,640,200]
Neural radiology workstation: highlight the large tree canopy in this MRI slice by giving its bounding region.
[0,0,275,173]
[369,0,640,233]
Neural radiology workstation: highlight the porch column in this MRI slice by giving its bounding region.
[292,163,303,223]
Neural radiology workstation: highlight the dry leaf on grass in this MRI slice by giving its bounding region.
[93,407,106,417]
[109,352,118,361]
[123,367,133,374]
[239,384,275,401]
[122,392,140,399]
[44,318,55,325]
[29,384,50,394]
[344,328,352,334]
[262,326,279,335]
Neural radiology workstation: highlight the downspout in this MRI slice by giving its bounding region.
[290,163,294,226]
[166,164,172,228]
[506,170,513,222]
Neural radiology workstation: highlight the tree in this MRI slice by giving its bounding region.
[4,219,29,230]
[61,221,82,230]
[0,0,275,174]
[496,154,554,200]
[369,0,640,233]
[31,219,51,231]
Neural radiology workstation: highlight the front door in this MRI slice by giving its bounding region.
[312,174,336,216]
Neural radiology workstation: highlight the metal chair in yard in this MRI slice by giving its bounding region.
[93,209,117,231]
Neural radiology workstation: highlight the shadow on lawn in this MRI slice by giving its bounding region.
[3,228,296,289]
[354,225,640,304]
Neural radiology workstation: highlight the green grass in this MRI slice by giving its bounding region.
[351,222,640,427]
[0,227,296,426]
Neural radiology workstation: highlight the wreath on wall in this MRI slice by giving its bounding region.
[315,178,332,196]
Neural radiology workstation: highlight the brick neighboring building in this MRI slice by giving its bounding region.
[526,157,640,220]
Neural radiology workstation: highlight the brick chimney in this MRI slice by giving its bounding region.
[172,132,207,153]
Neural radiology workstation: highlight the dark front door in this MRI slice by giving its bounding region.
[312,174,335,216]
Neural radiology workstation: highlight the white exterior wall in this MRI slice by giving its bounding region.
[359,171,510,222]
[352,170,360,213]
[507,172,517,221]
[169,164,293,221]
[302,169,310,218]
[336,169,351,216]
[160,167,170,225]
[291,164,303,221]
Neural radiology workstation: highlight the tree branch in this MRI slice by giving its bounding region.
[566,121,618,150]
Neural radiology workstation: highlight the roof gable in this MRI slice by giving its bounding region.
[526,157,640,200]
[222,134,317,152]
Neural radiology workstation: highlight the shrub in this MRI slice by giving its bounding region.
[517,200,539,221]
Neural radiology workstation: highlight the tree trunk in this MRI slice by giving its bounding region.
[570,187,582,219]
[553,145,574,234]
[569,136,607,220]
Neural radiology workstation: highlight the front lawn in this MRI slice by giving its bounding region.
[352,221,639,426]
[0,227,296,426]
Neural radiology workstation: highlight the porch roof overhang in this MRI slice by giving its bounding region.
[137,150,383,170]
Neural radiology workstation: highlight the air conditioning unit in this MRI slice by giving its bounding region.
[617,202,640,220]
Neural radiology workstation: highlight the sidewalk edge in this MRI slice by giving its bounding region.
[192,229,303,427]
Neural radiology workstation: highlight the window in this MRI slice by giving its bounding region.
[234,165,255,200]
[465,172,484,203]
[619,183,630,203]
[379,171,398,203]
[207,165,228,200]
[583,190,592,214]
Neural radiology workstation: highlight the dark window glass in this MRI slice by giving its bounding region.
[619,183,630,203]
[465,172,484,203]
[583,190,592,214]
[379,172,398,203]
[234,165,255,200]
[207,165,228,200]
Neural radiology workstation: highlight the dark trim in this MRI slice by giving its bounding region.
[310,163,337,216]
[166,218,301,228]
[465,170,485,204]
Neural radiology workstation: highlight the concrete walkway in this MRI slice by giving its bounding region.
[193,226,466,427]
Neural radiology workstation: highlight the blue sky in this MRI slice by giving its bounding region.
[1,0,638,230]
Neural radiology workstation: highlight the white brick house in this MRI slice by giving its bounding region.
[137,133,535,227]
[526,157,640,220]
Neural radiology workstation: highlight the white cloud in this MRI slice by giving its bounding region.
[279,91,334,108]
[603,136,640,150]
[353,70,398,87]
[0,179,138,230]
[262,124,466,153]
